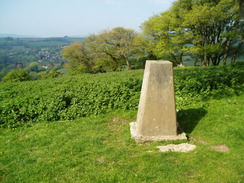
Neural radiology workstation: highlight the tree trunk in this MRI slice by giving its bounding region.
[211,55,217,66]
[217,54,222,65]
[223,39,232,65]
[231,40,243,63]
[223,53,228,65]
[206,55,211,66]
[231,52,238,63]
[179,53,184,65]
[194,58,199,66]
[201,58,206,66]
[198,53,205,66]
[126,59,132,70]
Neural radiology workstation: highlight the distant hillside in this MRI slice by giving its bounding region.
[0,34,38,38]
[0,36,86,80]
[0,34,87,38]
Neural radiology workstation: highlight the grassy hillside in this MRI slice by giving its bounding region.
[0,92,243,182]
[0,64,244,182]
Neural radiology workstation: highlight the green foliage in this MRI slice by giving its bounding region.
[38,69,62,80]
[62,42,92,74]
[2,69,31,82]
[0,71,142,127]
[25,62,41,72]
[174,63,244,109]
[62,27,147,74]
[0,63,243,127]
[88,27,146,71]
[0,94,243,182]
[142,0,243,66]
[142,11,187,65]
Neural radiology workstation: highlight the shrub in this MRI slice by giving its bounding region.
[2,69,31,82]
[0,63,243,127]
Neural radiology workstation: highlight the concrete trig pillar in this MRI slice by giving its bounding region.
[130,61,186,142]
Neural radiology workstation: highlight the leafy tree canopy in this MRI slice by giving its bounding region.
[142,0,243,66]
[62,27,148,74]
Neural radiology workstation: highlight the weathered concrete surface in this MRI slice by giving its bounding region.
[130,60,186,142]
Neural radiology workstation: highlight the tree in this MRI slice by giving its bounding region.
[86,27,144,70]
[142,0,243,66]
[62,42,95,75]
[25,62,40,72]
[2,69,31,82]
[62,27,147,74]
[38,69,62,80]
[179,0,243,65]
[142,11,189,65]
[84,34,114,71]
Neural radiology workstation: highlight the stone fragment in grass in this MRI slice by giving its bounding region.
[157,143,196,152]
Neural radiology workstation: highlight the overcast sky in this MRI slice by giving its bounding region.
[0,0,176,37]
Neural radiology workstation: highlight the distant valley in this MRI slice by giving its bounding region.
[0,36,85,80]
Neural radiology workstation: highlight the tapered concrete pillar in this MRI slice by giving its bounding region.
[130,61,186,142]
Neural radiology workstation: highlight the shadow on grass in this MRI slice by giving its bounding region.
[177,108,207,133]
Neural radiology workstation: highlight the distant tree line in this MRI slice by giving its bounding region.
[62,0,243,74]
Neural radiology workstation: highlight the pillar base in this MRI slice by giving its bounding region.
[130,122,187,143]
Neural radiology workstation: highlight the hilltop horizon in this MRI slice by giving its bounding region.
[0,33,88,38]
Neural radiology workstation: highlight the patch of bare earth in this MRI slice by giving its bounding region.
[186,172,195,178]
[110,117,129,124]
[104,124,117,130]
[19,134,29,140]
[210,145,229,152]
[97,156,105,164]
[189,137,229,152]
[189,137,208,145]
[105,117,129,130]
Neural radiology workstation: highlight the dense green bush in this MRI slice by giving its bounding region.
[2,69,31,82]
[0,63,243,127]
[0,71,142,127]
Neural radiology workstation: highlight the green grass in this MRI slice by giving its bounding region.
[1,93,243,183]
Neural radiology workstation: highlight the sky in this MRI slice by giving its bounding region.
[0,0,176,37]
